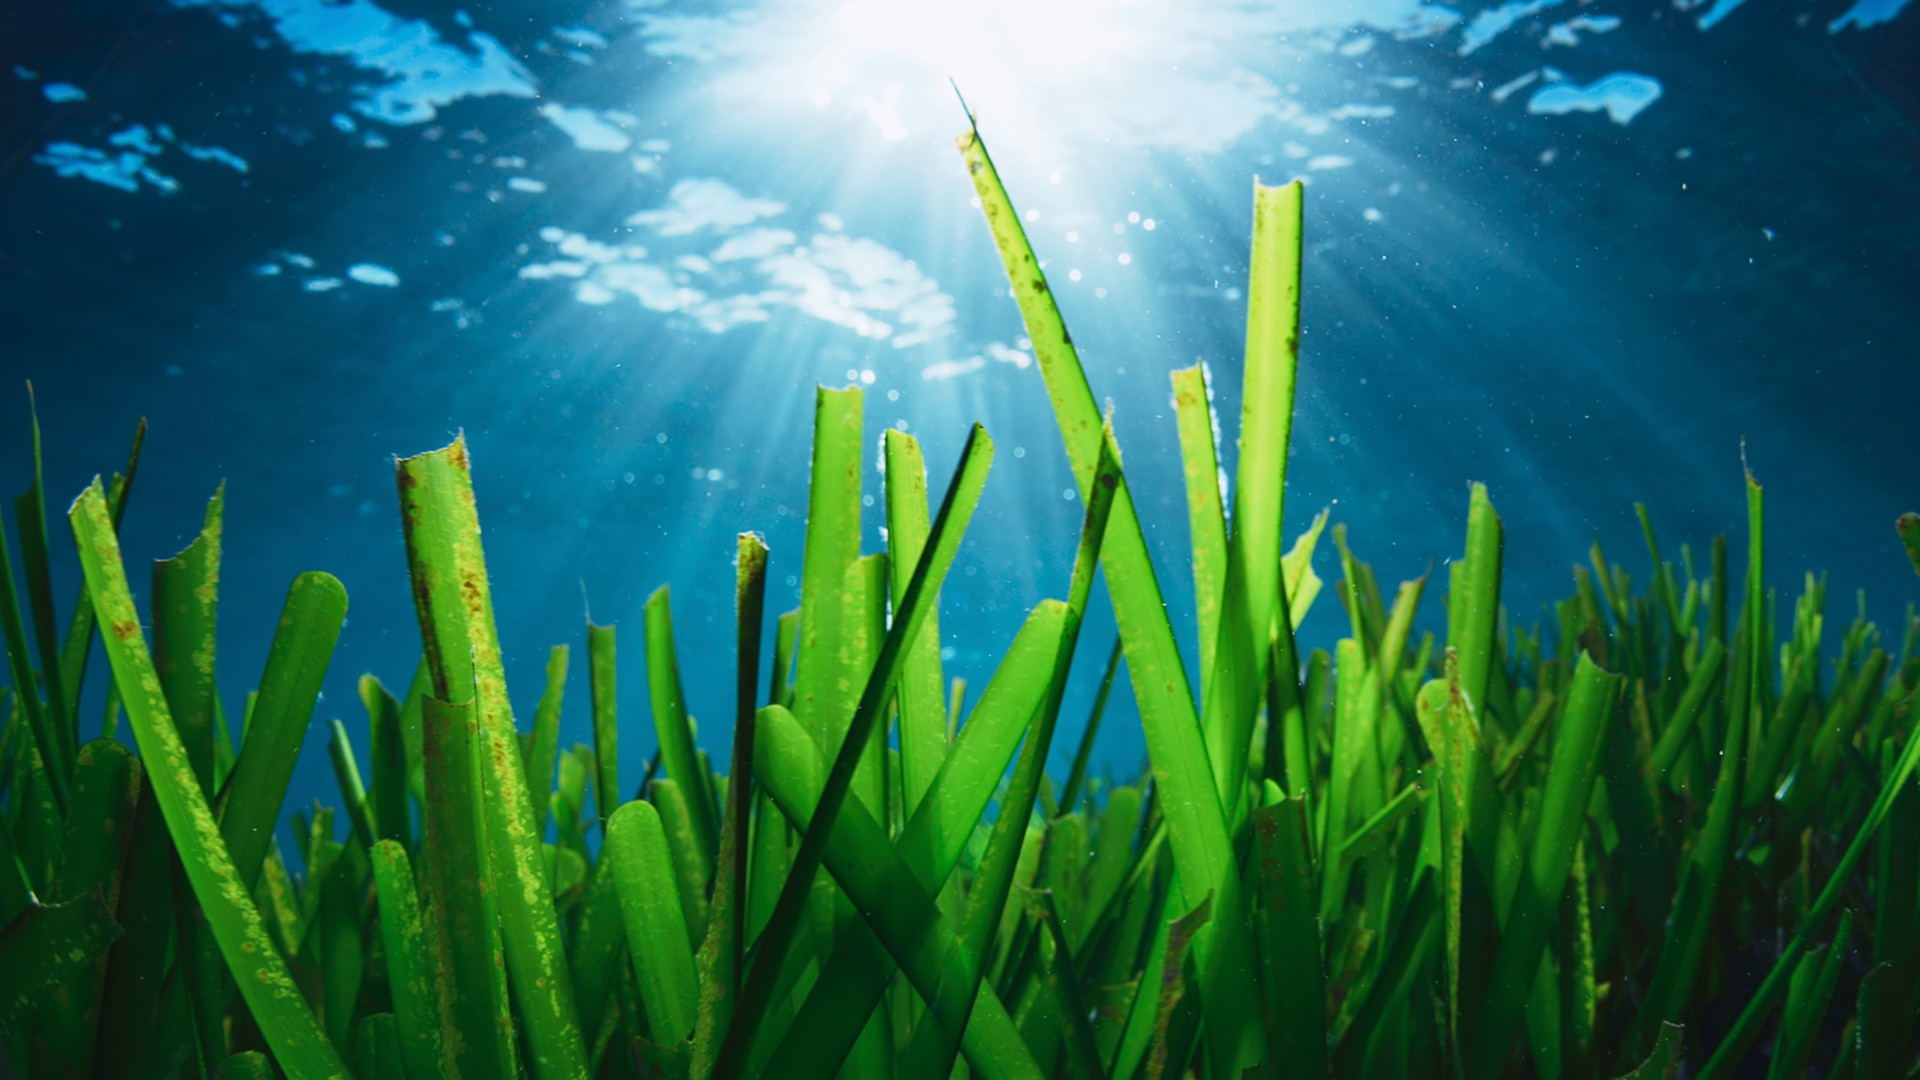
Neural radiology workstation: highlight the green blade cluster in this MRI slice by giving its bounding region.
[0,122,1916,1080]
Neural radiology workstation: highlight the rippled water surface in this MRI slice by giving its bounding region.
[3,0,1915,806]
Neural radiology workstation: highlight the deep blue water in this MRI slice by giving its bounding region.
[2,0,1916,828]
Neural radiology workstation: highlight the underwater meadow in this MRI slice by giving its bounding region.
[0,113,1918,1080]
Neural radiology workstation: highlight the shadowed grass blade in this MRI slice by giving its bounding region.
[92,787,173,1077]
[0,891,122,1029]
[589,620,619,823]
[359,674,410,849]
[370,839,442,1080]
[1467,653,1621,1080]
[1764,911,1850,1080]
[526,645,568,830]
[395,437,588,1078]
[35,738,142,1078]
[15,386,76,787]
[1617,1023,1683,1079]
[1059,638,1123,814]
[219,571,348,890]
[1697,673,1920,1078]
[1648,637,1726,782]
[417,693,513,1079]
[0,484,62,813]
[1633,472,1763,1059]
[690,531,768,1076]
[1252,788,1328,1077]
[958,116,1267,1080]
[69,478,348,1078]
[1897,513,1919,580]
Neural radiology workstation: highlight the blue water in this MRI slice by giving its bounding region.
[3,0,1915,825]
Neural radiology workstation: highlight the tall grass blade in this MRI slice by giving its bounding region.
[958,115,1267,1080]
[1454,483,1504,722]
[1204,178,1303,818]
[1172,364,1228,695]
[793,386,864,756]
[58,416,144,722]
[883,431,947,820]
[690,531,768,1077]
[152,483,223,796]
[395,437,588,1078]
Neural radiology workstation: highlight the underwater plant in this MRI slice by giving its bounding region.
[2,121,1919,1080]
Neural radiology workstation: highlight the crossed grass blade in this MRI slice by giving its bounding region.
[69,479,349,1079]
[712,421,996,1080]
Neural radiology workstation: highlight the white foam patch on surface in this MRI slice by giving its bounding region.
[109,125,167,155]
[1527,72,1661,123]
[520,178,955,344]
[551,25,610,48]
[627,179,786,235]
[34,143,178,193]
[349,263,400,286]
[921,357,987,381]
[540,103,634,152]
[173,0,537,124]
[1829,0,1910,30]
[1491,69,1541,102]
[180,143,249,171]
[42,82,87,103]
[1696,0,1746,29]
[631,0,1458,154]
[1459,0,1565,53]
[1544,14,1621,45]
